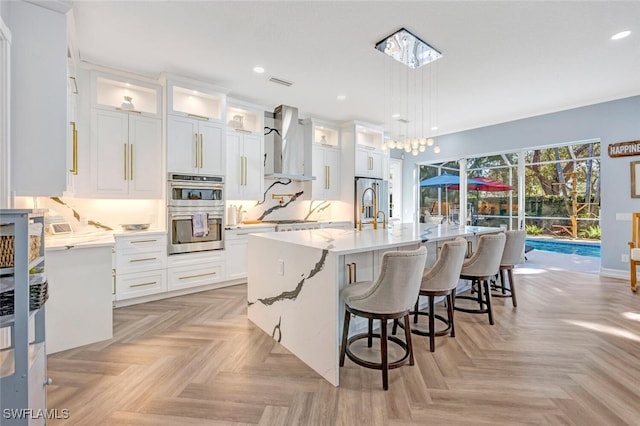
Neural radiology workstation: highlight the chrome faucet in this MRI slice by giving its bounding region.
[359,187,378,230]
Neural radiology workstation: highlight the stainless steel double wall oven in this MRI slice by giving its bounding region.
[167,173,224,254]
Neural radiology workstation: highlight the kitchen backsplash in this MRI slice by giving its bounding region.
[228,179,336,224]
[14,196,163,233]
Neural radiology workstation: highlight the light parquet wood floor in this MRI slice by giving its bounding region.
[47,269,640,425]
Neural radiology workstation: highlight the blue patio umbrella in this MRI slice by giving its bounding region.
[420,173,482,218]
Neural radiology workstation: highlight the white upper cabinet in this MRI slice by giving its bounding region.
[304,119,341,200]
[312,144,341,200]
[225,99,264,200]
[9,1,68,196]
[166,79,227,176]
[85,72,162,198]
[167,115,224,176]
[92,109,162,198]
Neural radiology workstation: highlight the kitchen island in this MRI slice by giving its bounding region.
[247,223,502,386]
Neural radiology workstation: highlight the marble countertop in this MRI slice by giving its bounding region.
[225,220,351,230]
[46,233,116,250]
[249,223,502,255]
[225,223,277,230]
[45,228,165,250]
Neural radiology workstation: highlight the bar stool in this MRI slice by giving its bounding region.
[339,246,427,390]
[454,233,506,325]
[492,230,526,307]
[395,238,467,352]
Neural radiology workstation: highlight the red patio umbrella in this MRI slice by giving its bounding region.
[448,176,513,192]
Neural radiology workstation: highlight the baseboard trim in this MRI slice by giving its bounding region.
[600,268,628,281]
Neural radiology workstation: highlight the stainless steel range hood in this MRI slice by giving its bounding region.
[264,105,315,181]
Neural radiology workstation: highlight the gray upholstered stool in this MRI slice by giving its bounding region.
[454,233,506,325]
[492,230,526,307]
[394,238,467,352]
[339,246,427,390]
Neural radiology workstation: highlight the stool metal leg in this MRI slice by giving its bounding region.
[447,292,455,338]
[403,314,414,365]
[483,280,494,325]
[428,295,436,352]
[339,309,351,367]
[367,319,374,347]
[381,319,389,390]
[508,267,517,307]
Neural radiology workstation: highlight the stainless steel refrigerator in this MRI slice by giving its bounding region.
[355,178,389,229]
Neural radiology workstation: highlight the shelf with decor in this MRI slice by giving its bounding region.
[0,209,50,425]
[93,74,161,117]
[168,81,226,122]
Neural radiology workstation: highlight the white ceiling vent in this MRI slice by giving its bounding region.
[269,76,293,87]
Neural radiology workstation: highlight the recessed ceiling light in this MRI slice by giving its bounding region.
[431,126,438,131]
[253,66,265,74]
[611,30,631,40]
[391,113,401,119]
[337,94,346,101]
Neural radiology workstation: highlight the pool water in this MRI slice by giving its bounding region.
[526,239,600,258]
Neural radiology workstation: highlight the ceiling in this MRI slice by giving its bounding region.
[70,1,640,136]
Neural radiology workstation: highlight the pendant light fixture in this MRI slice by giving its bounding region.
[376,28,443,156]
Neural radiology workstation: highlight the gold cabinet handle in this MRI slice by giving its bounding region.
[69,121,78,175]
[112,268,116,295]
[123,144,128,180]
[199,133,204,169]
[129,257,157,263]
[179,271,217,280]
[130,144,134,181]
[240,156,247,186]
[194,133,199,168]
[347,263,352,284]
[326,165,330,189]
[130,281,157,288]
[244,156,248,185]
[352,262,357,282]
[130,239,158,244]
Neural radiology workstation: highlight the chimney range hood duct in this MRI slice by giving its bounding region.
[265,105,315,181]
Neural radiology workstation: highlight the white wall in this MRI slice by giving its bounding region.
[0,1,8,20]
[401,95,640,275]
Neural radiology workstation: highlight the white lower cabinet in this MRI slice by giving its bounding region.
[116,269,167,300]
[167,250,225,291]
[114,232,167,301]
[45,245,113,354]
[225,226,276,280]
[225,237,248,280]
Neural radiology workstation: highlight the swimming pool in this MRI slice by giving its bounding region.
[526,239,600,257]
